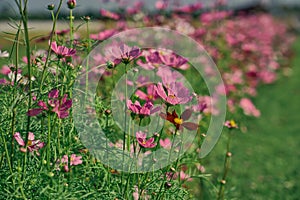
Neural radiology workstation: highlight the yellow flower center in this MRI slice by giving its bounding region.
[27,140,33,146]
[230,120,237,128]
[169,95,176,99]
[174,118,183,125]
[148,95,153,99]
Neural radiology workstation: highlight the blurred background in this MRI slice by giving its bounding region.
[0,0,299,199]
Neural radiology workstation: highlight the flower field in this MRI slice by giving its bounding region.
[0,0,298,199]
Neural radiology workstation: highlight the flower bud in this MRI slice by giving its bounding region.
[83,16,91,22]
[105,109,111,116]
[67,0,76,9]
[164,182,172,189]
[47,4,55,11]
[106,61,115,69]
[226,152,232,157]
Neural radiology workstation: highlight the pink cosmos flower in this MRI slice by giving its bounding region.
[0,65,11,75]
[90,29,116,41]
[159,52,189,69]
[14,132,45,155]
[100,9,120,20]
[27,89,72,119]
[127,100,159,116]
[155,82,192,105]
[59,154,83,172]
[224,120,238,129]
[51,41,76,58]
[165,170,192,182]
[175,2,202,13]
[136,131,157,148]
[135,84,159,101]
[105,43,142,65]
[155,0,168,10]
[136,50,163,70]
[239,98,260,117]
[159,138,171,149]
[156,67,181,88]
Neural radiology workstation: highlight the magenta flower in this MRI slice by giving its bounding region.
[59,154,82,172]
[155,82,192,105]
[14,132,45,155]
[136,131,157,148]
[127,100,159,116]
[27,89,72,119]
[51,41,76,58]
[135,84,158,101]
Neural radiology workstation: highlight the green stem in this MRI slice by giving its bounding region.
[1,131,13,175]
[69,9,74,47]
[121,64,128,193]
[40,0,63,91]
[217,130,233,200]
[156,128,178,200]
[15,0,31,181]
[47,114,51,170]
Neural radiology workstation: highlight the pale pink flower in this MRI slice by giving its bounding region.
[155,0,168,10]
[155,82,192,105]
[90,29,116,41]
[159,138,171,149]
[0,65,11,75]
[100,9,120,20]
[14,132,45,155]
[59,154,83,172]
[175,2,202,13]
[135,84,158,101]
[239,98,260,117]
[105,43,141,65]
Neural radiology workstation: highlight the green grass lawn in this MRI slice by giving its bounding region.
[204,36,300,200]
